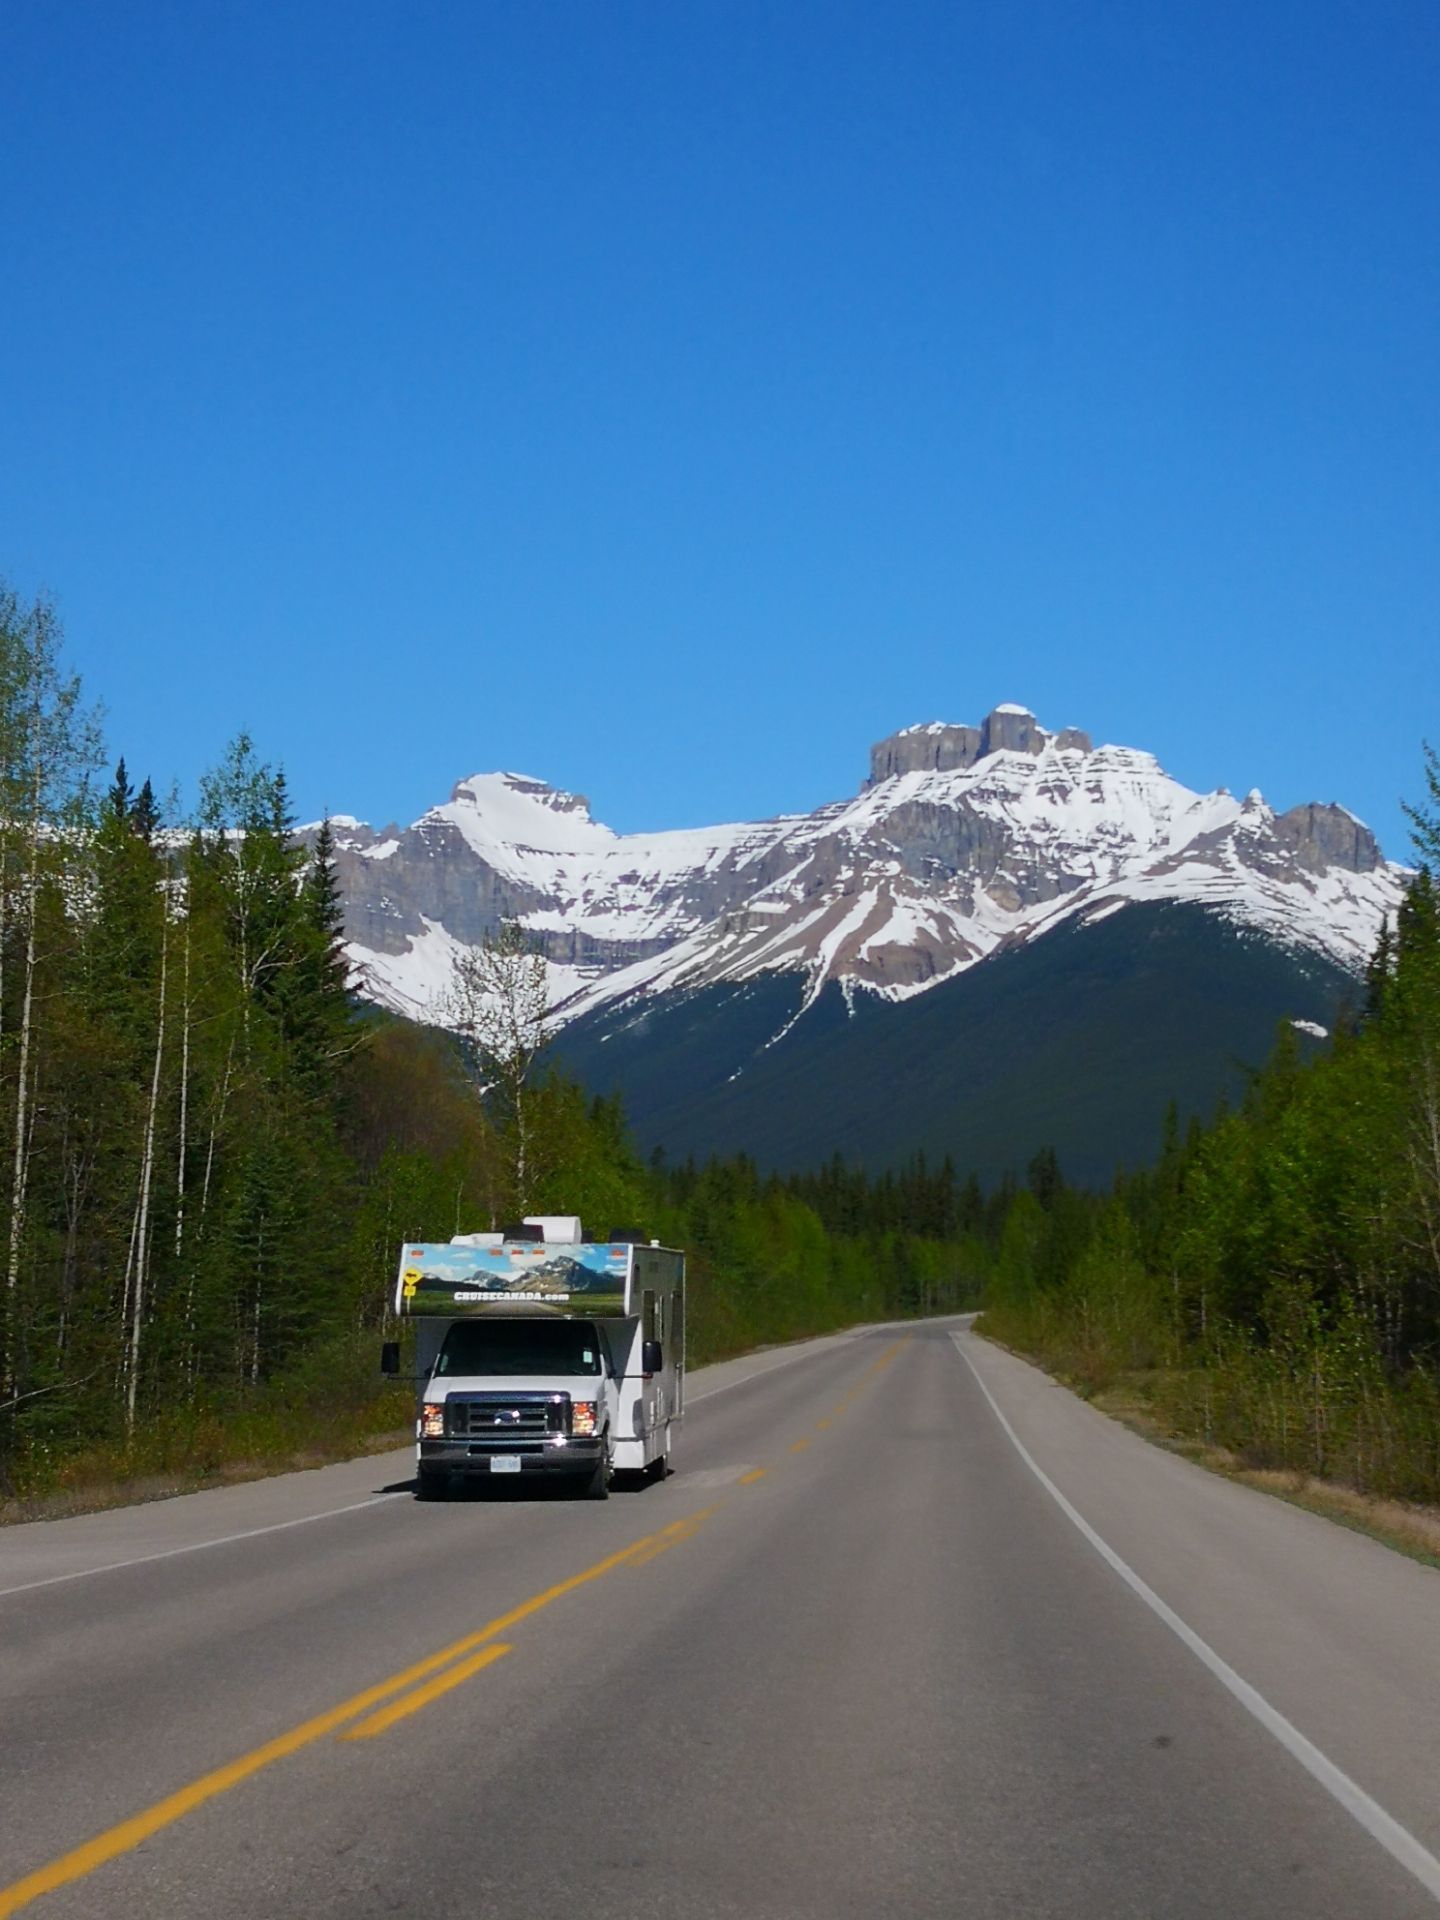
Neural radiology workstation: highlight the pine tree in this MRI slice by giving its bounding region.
[1026,1145,1062,1210]
[132,778,159,844]
[288,817,354,1090]
[1364,918,1395,1021]
[1402,741,1440,870]
[106,758,132,825]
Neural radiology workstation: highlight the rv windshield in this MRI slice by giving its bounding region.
[434,1320,603,1378]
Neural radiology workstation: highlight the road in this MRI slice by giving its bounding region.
[3,1320,1439,1917]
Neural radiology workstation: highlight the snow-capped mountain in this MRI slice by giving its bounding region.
[321,703,1404,1035]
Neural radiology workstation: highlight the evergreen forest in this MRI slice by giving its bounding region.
[2,582,1436,1521]
[978,747,1440,1502]
[0,591,973,1506]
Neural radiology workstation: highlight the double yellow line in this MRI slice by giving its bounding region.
[0,1510,716,1918]
[775,1338,909,1460]
[1,1334,912,1917]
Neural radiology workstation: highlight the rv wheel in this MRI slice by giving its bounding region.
[415,1467,448,1501]
[581,1448,611,1501]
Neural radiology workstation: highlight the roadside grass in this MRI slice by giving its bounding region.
[0,1392,415,1527]
[0,1334,417,1526]
[976,1325,1440,1574]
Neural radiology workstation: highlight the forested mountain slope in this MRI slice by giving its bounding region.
[319,705,1396,1181]
[554,901,1353,1183]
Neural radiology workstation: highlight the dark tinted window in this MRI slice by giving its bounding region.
[435,1320,602,1377]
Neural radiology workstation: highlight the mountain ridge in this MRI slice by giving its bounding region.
[311,703,1404,1033]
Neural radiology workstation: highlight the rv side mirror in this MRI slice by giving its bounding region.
[380,1341,401,1377]
[642,1339,663,1377]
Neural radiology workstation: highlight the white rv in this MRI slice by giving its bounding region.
[383,1217,685,1500]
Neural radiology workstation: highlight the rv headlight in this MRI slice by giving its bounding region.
[419,1403,446,1439]
[571,1400,598,1436]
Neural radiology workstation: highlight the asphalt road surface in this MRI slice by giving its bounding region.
[3,1320,1439,1918]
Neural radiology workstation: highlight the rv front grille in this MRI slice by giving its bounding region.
[446,1393,568,1443]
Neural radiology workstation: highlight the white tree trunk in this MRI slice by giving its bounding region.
[199,1033,236,1232]
[3,797,41,1396]
[0,835,8,1050]
[125,905,169,1433]
[117,1174,141,1395]
[175,912,190,1260]
[439,923,551,1214]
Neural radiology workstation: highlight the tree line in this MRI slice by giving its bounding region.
[0,587,374,1486]
[652,1151,981,1356]
[0,586,977,1501]
[979,746,1440,1500]
[7,576,1426,1511]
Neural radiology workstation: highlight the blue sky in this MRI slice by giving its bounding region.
[2,1,1435,856]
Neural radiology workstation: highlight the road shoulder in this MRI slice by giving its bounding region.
[974,1322,1440,1571]
[957,1325,1440,1869]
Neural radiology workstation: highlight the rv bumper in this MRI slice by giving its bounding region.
[418,1437,604,1475]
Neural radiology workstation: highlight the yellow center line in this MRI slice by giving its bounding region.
[734,1336,913,1487]
[613,1506,717,1567]
[0,1509,711,1919]
[341,1645,514,1741]
[626,1520,707,1566]
[1,1341,927,1914]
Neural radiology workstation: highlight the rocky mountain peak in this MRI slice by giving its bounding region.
[981,703,1046,757]
[1274,802,1382,875]
[866,706,1093,786]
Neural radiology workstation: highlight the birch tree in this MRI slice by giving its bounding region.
[122,900,169,1430]
[442,920,551,1211]
[0,588,101,1401]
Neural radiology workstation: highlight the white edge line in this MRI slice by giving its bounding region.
[0,1493,408,1601]
[951,1332,1440,1904]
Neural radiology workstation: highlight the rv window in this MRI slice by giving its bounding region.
[435,1321,603,1378]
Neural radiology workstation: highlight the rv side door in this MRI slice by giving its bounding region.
[642,1289,666,1431]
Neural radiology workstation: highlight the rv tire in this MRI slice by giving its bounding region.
[415,1467,448,1501]
[581,1447,610,1501]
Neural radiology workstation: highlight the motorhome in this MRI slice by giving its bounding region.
[383,1217,684,1500]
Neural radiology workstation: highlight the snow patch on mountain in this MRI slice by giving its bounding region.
[349,914,595,1026]
[320,705,1407,1036]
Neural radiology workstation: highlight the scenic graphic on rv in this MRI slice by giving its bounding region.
[396,1242,631,1317]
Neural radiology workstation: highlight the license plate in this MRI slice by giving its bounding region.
[489,1455,522,1474]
